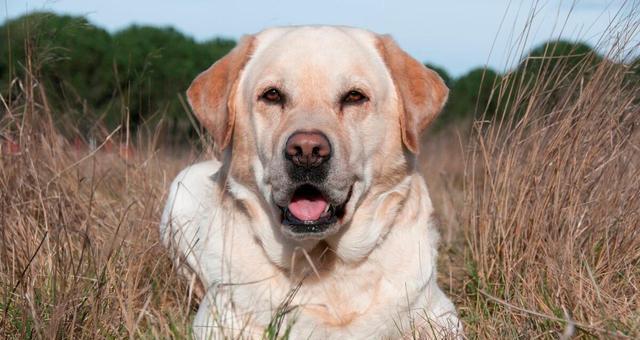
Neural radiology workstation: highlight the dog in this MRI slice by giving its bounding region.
[160,26,461,339]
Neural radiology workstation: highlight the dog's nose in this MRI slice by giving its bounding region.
[285,131,331,168]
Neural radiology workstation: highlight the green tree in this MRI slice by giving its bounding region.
[439,67,501,124]
[0,12,114,127]
[1,13,236,140]
[518,40,600,79]
[497,40,602,119]
[111,26,234,131]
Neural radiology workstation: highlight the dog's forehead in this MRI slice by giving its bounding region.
[243,26,389,86]
[257,26,375,58]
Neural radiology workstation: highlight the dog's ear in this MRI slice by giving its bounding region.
[187,35,255,151]
[377,35,448,154]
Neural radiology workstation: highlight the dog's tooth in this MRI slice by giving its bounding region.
[324,204,330,213]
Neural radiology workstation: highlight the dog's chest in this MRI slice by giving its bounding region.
[295,268,385,327]
[226,258,414,338]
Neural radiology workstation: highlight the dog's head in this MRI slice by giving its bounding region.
[187,26,447,263]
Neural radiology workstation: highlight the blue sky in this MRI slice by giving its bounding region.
[2,0,632,77]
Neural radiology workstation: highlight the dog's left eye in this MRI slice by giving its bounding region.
[342,90,368,104]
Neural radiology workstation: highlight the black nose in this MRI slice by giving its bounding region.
[285,131,331,168]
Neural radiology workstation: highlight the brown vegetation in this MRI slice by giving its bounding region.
[421,14,640,337]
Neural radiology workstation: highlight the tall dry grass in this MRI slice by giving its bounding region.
[1,65,199,338]
[464,74,639,336]
[455,9,640,339]
[418,4,640,338]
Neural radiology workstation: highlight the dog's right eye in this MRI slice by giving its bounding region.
[341,90,368,104]
[261,88,283,103]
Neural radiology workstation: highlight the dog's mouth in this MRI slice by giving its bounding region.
[280,184,347,235]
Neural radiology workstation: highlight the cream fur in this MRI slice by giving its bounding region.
[160,26,462,339]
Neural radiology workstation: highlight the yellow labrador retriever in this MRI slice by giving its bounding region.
[160,26,461,339]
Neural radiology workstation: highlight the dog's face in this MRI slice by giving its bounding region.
[187,26,447,253]
[242,28,403,241]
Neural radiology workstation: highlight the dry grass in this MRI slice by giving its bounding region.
[419,10,640,338]
[1,70,201,338]
[460,51,640,337]
[2,6,640,339]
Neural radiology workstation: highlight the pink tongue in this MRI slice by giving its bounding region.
[288,196,328,221]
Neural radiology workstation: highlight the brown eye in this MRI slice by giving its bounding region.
[261,88,282,103]
[342,90,367,104]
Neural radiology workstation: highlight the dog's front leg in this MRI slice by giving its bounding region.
[193,289,265,340]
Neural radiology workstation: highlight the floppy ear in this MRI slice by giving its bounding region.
[187,35,255,151]
[377,35,448,153]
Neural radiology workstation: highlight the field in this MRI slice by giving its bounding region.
[2,11,640,340]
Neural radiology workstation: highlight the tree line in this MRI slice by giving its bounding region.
[1,12,638,142]
[1,12,235,142]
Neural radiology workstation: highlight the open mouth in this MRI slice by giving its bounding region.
[280,184,346,234]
